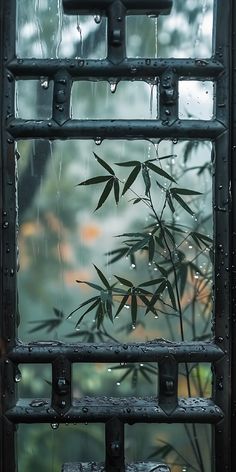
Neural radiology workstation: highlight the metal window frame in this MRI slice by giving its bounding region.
[0,0,235,470]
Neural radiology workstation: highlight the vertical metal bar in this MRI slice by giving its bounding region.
[158,356,178,415]
[107,0,126,63]
[213,0,232,471]
[52,71,72,125]
[0,0,17,471]
[230,0,236,470]
[105,417,125,472]
[52,356,71,414]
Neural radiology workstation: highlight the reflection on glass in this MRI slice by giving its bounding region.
[72,81,159,119]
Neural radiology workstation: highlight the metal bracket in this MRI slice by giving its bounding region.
[159,356,178,415]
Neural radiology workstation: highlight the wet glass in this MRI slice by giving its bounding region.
[16,0,215,471]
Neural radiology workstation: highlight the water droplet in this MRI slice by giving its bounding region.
[107,368,112,372]
[76,326,80,331]
[94,14,101,24]
[124,305,129,309]
[94,137,102,145]
[50,423,59,430]
[130,263,136,269]
[30,399,48,408]
[40,78,49,90]
[110,81,117,93]
[3,221,9,229]
[116,382,121,386]
[172,138,178,144]
[14,370,22,383]
[154,315,158,319]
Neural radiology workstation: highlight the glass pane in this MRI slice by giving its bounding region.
[16,80,53,119]
[126,0,214,58]
[18,423,211,472]
[71,81,159,119]
[16,0,107,59]
[73,362,157,397]
[18,424,104,471]
[18,139,212,343]
[179,81,214,120]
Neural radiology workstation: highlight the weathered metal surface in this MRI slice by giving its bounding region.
[9,340,224,363]
[6,397,224,424]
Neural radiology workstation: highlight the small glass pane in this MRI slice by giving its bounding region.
[73,363,157,398]
[18,364,51,398]
[179,81,214,120]
[18,424,104,471]
[72,81,159,119]
[16,0,107,59]
[178,363,212,398]
[126,0,214,59]
[16,80,53,119]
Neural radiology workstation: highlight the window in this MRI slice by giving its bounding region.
[0,1,235,471]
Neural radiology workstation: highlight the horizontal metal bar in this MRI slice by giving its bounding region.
[62,0,173,15]
[9,340,224,363]
[62,462,170,472]
[6,397,224,424]
[8,58,224,80]
[8,118,225,140]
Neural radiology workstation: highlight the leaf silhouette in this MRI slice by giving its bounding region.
[95,178,114,211]
[122,164,141,195]
[93,152,115,175]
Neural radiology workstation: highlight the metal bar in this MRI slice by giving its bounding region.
[52,71,72,125]
[230,1,236,470]
[159,70,178,123]
[158,356,178,414]
[8,118,226,140]
[107,1,126,64]
[0,0,17,471]
[62,0,173,15]
[105,418,125,472]
[6,397,223,424]
[62,462,171,472]
[7,58,224,79]
[52,356,71,414]
[213,0,232,471]
[8,341,224,363]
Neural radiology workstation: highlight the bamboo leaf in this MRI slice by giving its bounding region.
[148,236,155,263]
[78,175,112,186]
[145,161,176,183]
[172,193,194,215]
[114,275,133,287]
[95,178,114,211]
[115,160,140,167]
[113,179,120,204]
[166,280,177,310]
[93,152,114,175]
[138,278,165,288]
[127,236,150,255]
[131,293,137,324]
[171,187,202,196]
[142,165,151,196]
[76,299,100,326]
[115,293,130,317]
[178,263,188,298]
[105,247,128,265]
[93,265,111,289]
[122,165,141,195]
[76,280,103,291]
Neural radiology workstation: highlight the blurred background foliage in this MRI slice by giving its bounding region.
[16,0,214,471]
